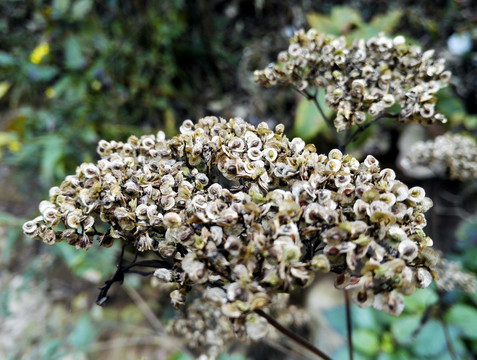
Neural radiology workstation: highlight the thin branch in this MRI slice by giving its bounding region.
[343,113,397,150]
[255,309,332,360]
[263,338,313,360]
[293,86,342,148]
[123,281,165,334]
[345,290,354,360]
[439,314,458,360]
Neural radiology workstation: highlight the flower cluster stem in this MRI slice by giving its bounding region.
[345,290,354,360]
[255,309,332,360]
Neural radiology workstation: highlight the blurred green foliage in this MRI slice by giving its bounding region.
[326,287,477,359]
[0,0,230,189]
[307,6,403,42]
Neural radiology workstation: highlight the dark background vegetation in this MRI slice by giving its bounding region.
[1,1,476,359]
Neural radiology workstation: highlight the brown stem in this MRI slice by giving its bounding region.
[293,86,342,148]
[343,113,398,150]
[345,290,354,360]
[438,309,458,360]
[255,309,332,360]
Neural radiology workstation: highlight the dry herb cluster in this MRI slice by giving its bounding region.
[403,133,477,181]
[24,116,438,325]
[254,30,450,132]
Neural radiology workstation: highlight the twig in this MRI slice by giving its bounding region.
[293,86,342,148]
[439,314,458,360]
[345,290,354,360]
[263,338,313,360]
[123,281,164,333]
[255,309,332,360]
[343,113,397,150]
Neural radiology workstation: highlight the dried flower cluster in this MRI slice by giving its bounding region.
[435,258,476,294]
[254,30,450,131]
[169,297,237,359]
[23,117,438,327]
[169,293,307,358]
[403,133,477,181]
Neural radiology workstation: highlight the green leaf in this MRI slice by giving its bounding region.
[391,315,421,345]
[293,89,332,141]
[324,305,347,336]
[352,307,380,332]
[40,135,64,186]
[369,10,403,33]
[52,0,70,15]
[71,0,93,19]
[412,319,446,357]
[25,64,59,82]
[307,6,363,36]
[167,352,194,360]
[65,36,86,70]
[67,315,97,350]
[445,304,477,340]
[351,10,403,40]
[403,288,438,313]
[0,82,11,99]
[0,51,15,66]
[464,115,477,130]
[436,88,467,124]
[353,328,380,356]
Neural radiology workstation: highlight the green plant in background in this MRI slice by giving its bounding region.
[0,0,228,189]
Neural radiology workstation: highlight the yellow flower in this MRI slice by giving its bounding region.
[45,87,56,98]
[8,140,21,153]
[30,42,50,64]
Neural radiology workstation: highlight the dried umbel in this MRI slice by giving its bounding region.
[435,258,476,294]
[402,133,477,181]
[24,117,438,334]
[254,30,450,131]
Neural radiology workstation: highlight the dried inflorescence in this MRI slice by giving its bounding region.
[254,30,450,131]
[402,133,477,181]
[169,292,307,358]
[435,258,476,294]
[23,117,438,328]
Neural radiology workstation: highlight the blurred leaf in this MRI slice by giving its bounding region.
[445,304,477,340]
[293,89,332,141]
[65,36,86,70]
[403,288,438,313]
[412,319,446,357]
[352,328,380,356]
[0,51,15,66]
[369,10,403,34]
[376,350,411,360]
[436,88,467,124]
[41,339,64,360]
[0,81,11,99]
[67,315,97,350]
[40,135,65,185]
[332,347,368,360]
[391,316,421,345]
[52,0,70,15]
[53,241,117,280]
[25,64,58,82]
[351,10,403,40]
[324,305,347,336]
[167,352,194,360]
[307,6,363,36]
[71,0,92,19]
[464,115,477,129]
[351,307,380,332]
